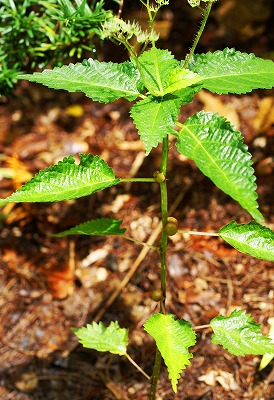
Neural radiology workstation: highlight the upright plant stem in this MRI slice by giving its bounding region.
[149,136,169,400]
[183,1,213,69]
[159,136,169,302]
[147,2,215,398]
[149,348,162,400]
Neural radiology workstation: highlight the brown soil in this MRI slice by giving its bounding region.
[0,2,274,399]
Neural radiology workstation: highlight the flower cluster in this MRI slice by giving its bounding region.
[101,17,159,45]
[155,0,169,5]
[187,0,219,7]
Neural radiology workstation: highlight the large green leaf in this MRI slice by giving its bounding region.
[164,68,203,94]
[144,313,196,393]
[72,321,128,356]
[0,154,120,205]
[52,218,126,237]
[176,111,263,222]
[210,310,274,356]
[18,59,142,102]
[130,95,181,154]
[137,48,179,95]
[219,221,274,261]
[187,48,274,94]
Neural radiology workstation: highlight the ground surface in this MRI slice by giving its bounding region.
[0,1,274,399]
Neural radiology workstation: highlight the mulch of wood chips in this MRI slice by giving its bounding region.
[1,2,274,396]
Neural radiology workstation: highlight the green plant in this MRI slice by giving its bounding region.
[1,0,274,398]
[0,0,115,94]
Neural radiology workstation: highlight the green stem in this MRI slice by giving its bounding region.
[183,1,213,69]
[137,3,164,95]
[159,136,169,300]
[149,348,162,400]
[149,136,169,400]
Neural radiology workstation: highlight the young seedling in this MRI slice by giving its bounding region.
[1,0,274,398]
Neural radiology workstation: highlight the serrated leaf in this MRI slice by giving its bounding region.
[164,68,203,94]
[18,59,142,103]
[144,313,196,392]
[187,48,274,94]
[210,310,274,356]
[176,111,263,222]
[130,95,181,154]
[72,321,128,355]
[52,218,126,237]
[0,154,119,205]
[137,48,179,95]
[219,221,274,261]
[175,86,198,106]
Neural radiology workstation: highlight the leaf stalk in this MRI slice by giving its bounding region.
[125,353,151,380]
[122,235,160,252]
[120,177,156,183]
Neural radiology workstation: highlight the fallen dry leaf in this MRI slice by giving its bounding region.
[253,96,274,133]
[198,369,239,391]
[198,90,240,129]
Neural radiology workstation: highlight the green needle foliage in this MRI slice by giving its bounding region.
[2,0,274,397]
[0,0,114,94]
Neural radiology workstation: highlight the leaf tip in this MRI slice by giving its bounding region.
[0,199,9,207]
